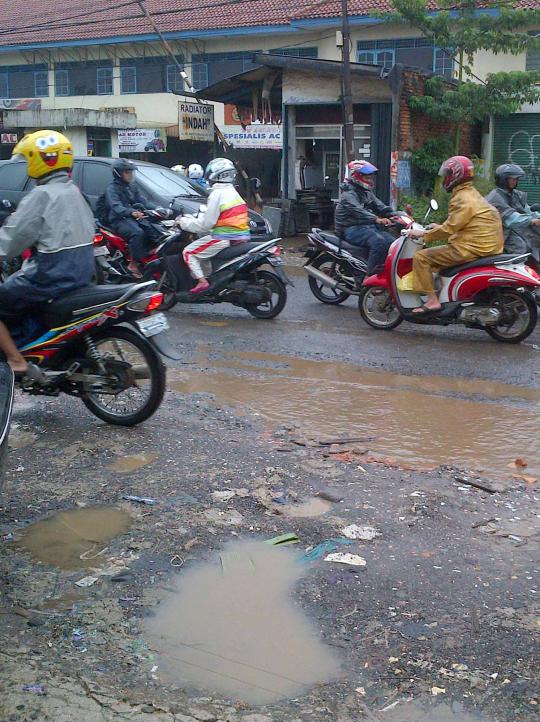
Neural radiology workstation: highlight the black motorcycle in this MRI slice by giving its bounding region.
[304,228,368,305]
[146,229,292,319]
[304,215,413,305]
[0,362,14,489]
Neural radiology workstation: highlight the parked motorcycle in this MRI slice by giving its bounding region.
[11,281,176,425]
[358,200,540,343]
[304,214,413,304]
[0,362,14,488]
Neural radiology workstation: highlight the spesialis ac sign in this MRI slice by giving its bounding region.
[178,102,214,142]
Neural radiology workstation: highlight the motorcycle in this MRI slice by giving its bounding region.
[0,362,14,489]
[10,280,177,426]
[358,200,540,343]
[148,226,292,319]
[94,208,178,308]
[304,214,413,304]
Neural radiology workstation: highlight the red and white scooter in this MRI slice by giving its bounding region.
[358,200,540,343]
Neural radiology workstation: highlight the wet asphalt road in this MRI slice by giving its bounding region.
[0,242,539,722]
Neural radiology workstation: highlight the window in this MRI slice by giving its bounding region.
[97,67,113,95]
[191,61,209,90]
[81,162,114,198]
[55,69,69,96]
[34,70,49,97]
[166,64,183,92]
[526,33,540,71]
[357,49,395,70]
[135,165,202,197]
[0,161,28,191]
[357,38,435,74]
[191,51,259,89]
[269,46,318,58]
[0,73,8,98]
[434,48,455,77]
[120,66,137,94]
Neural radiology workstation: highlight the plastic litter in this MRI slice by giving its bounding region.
[122,495,158,505]
[302,538,353,562]
[325,552,367,567]
[342,524,379,541]
[265,532,300,546]
[75,575,99,587]
[22,684,46,695]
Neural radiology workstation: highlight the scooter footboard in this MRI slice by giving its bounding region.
[162,255,193,292]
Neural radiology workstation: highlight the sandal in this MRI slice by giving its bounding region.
[411,304,442,315]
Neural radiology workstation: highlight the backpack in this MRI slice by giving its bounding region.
[94,193,109,225]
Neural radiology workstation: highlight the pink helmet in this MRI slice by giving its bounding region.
[439,156,474,191]
[347,160,378,190]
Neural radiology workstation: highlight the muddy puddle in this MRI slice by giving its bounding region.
[380,700,488,722]
[17,506,132,569]
[144,541,341,704]
[107,453,159,473]
[170,351,540,479]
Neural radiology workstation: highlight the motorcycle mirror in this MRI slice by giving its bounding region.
[430,199,439,211]
[250,177,262,190]
[1,199,12,208]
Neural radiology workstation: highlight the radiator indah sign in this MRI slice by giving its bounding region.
[178,102,214,142]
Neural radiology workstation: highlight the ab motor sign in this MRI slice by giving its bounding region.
[178,102,214,142]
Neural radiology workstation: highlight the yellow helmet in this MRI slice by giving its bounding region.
[12,129,73,179]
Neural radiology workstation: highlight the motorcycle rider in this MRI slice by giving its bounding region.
[176,158,249,294]
[0,130,95,374]
[188,163,209,190]
[409,156,504,314]
[485,163,540,258]
[334,160,397,275]
[104,158,161,277]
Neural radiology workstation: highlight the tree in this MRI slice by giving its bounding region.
[382,0,540,152]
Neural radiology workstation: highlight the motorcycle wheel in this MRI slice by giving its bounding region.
[245,269,287,319]
[485,289,537,343]
[358,287,403,330]
[143,269,177,311]
[81,326,166,426]
[307,253,352,304]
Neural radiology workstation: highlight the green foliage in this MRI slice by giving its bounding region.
[411,137,453,194]
[381,1,540,144]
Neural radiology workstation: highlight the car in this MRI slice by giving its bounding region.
[0,157,272,242]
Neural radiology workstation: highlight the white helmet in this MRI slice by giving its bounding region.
[204,157,236,184]
[188,163,204,179]
[171,164,185,174]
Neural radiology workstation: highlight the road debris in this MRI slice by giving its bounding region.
[122,495,158,505]
[302,538,353,562]
[325,552,367,567]
[75,575,99,587]
[22,684,46,695]
[341,524,379,541]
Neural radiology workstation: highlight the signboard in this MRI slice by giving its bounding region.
[118,128,167,153]
[1,133,17,144]
[222,124,282,150]
[0,98,41,110]
[178,102,214,142]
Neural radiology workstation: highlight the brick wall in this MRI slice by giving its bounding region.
[399,70,481,156]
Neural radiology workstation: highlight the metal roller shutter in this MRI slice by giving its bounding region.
[493,114,540,204]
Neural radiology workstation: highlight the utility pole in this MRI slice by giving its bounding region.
[341,0,355,164]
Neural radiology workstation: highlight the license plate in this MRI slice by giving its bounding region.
[93,246,109,257]
[136,313,169,337]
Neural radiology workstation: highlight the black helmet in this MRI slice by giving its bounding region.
[112,158,137,180]
[494,163,525,189]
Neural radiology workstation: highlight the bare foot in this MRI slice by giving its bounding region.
[412,303,442,314]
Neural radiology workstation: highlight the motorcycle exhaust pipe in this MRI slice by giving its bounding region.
[304,264,339,290]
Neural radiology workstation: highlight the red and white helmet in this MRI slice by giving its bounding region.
[347,160,378,190]
[438,156,474,191]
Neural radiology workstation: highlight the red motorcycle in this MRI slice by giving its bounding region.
[358,201,540,343]
[94,209,179,310]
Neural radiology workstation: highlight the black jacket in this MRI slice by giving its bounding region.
[334,183,393,237]
[104,179,155,224]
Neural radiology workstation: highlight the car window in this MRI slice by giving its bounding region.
[82,161,113,197]
[135,165,202,197]
[0,162,28,191]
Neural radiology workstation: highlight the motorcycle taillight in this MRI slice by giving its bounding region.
[270,246,281,255]
[93,234,104,245]
[146,293,164,312]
